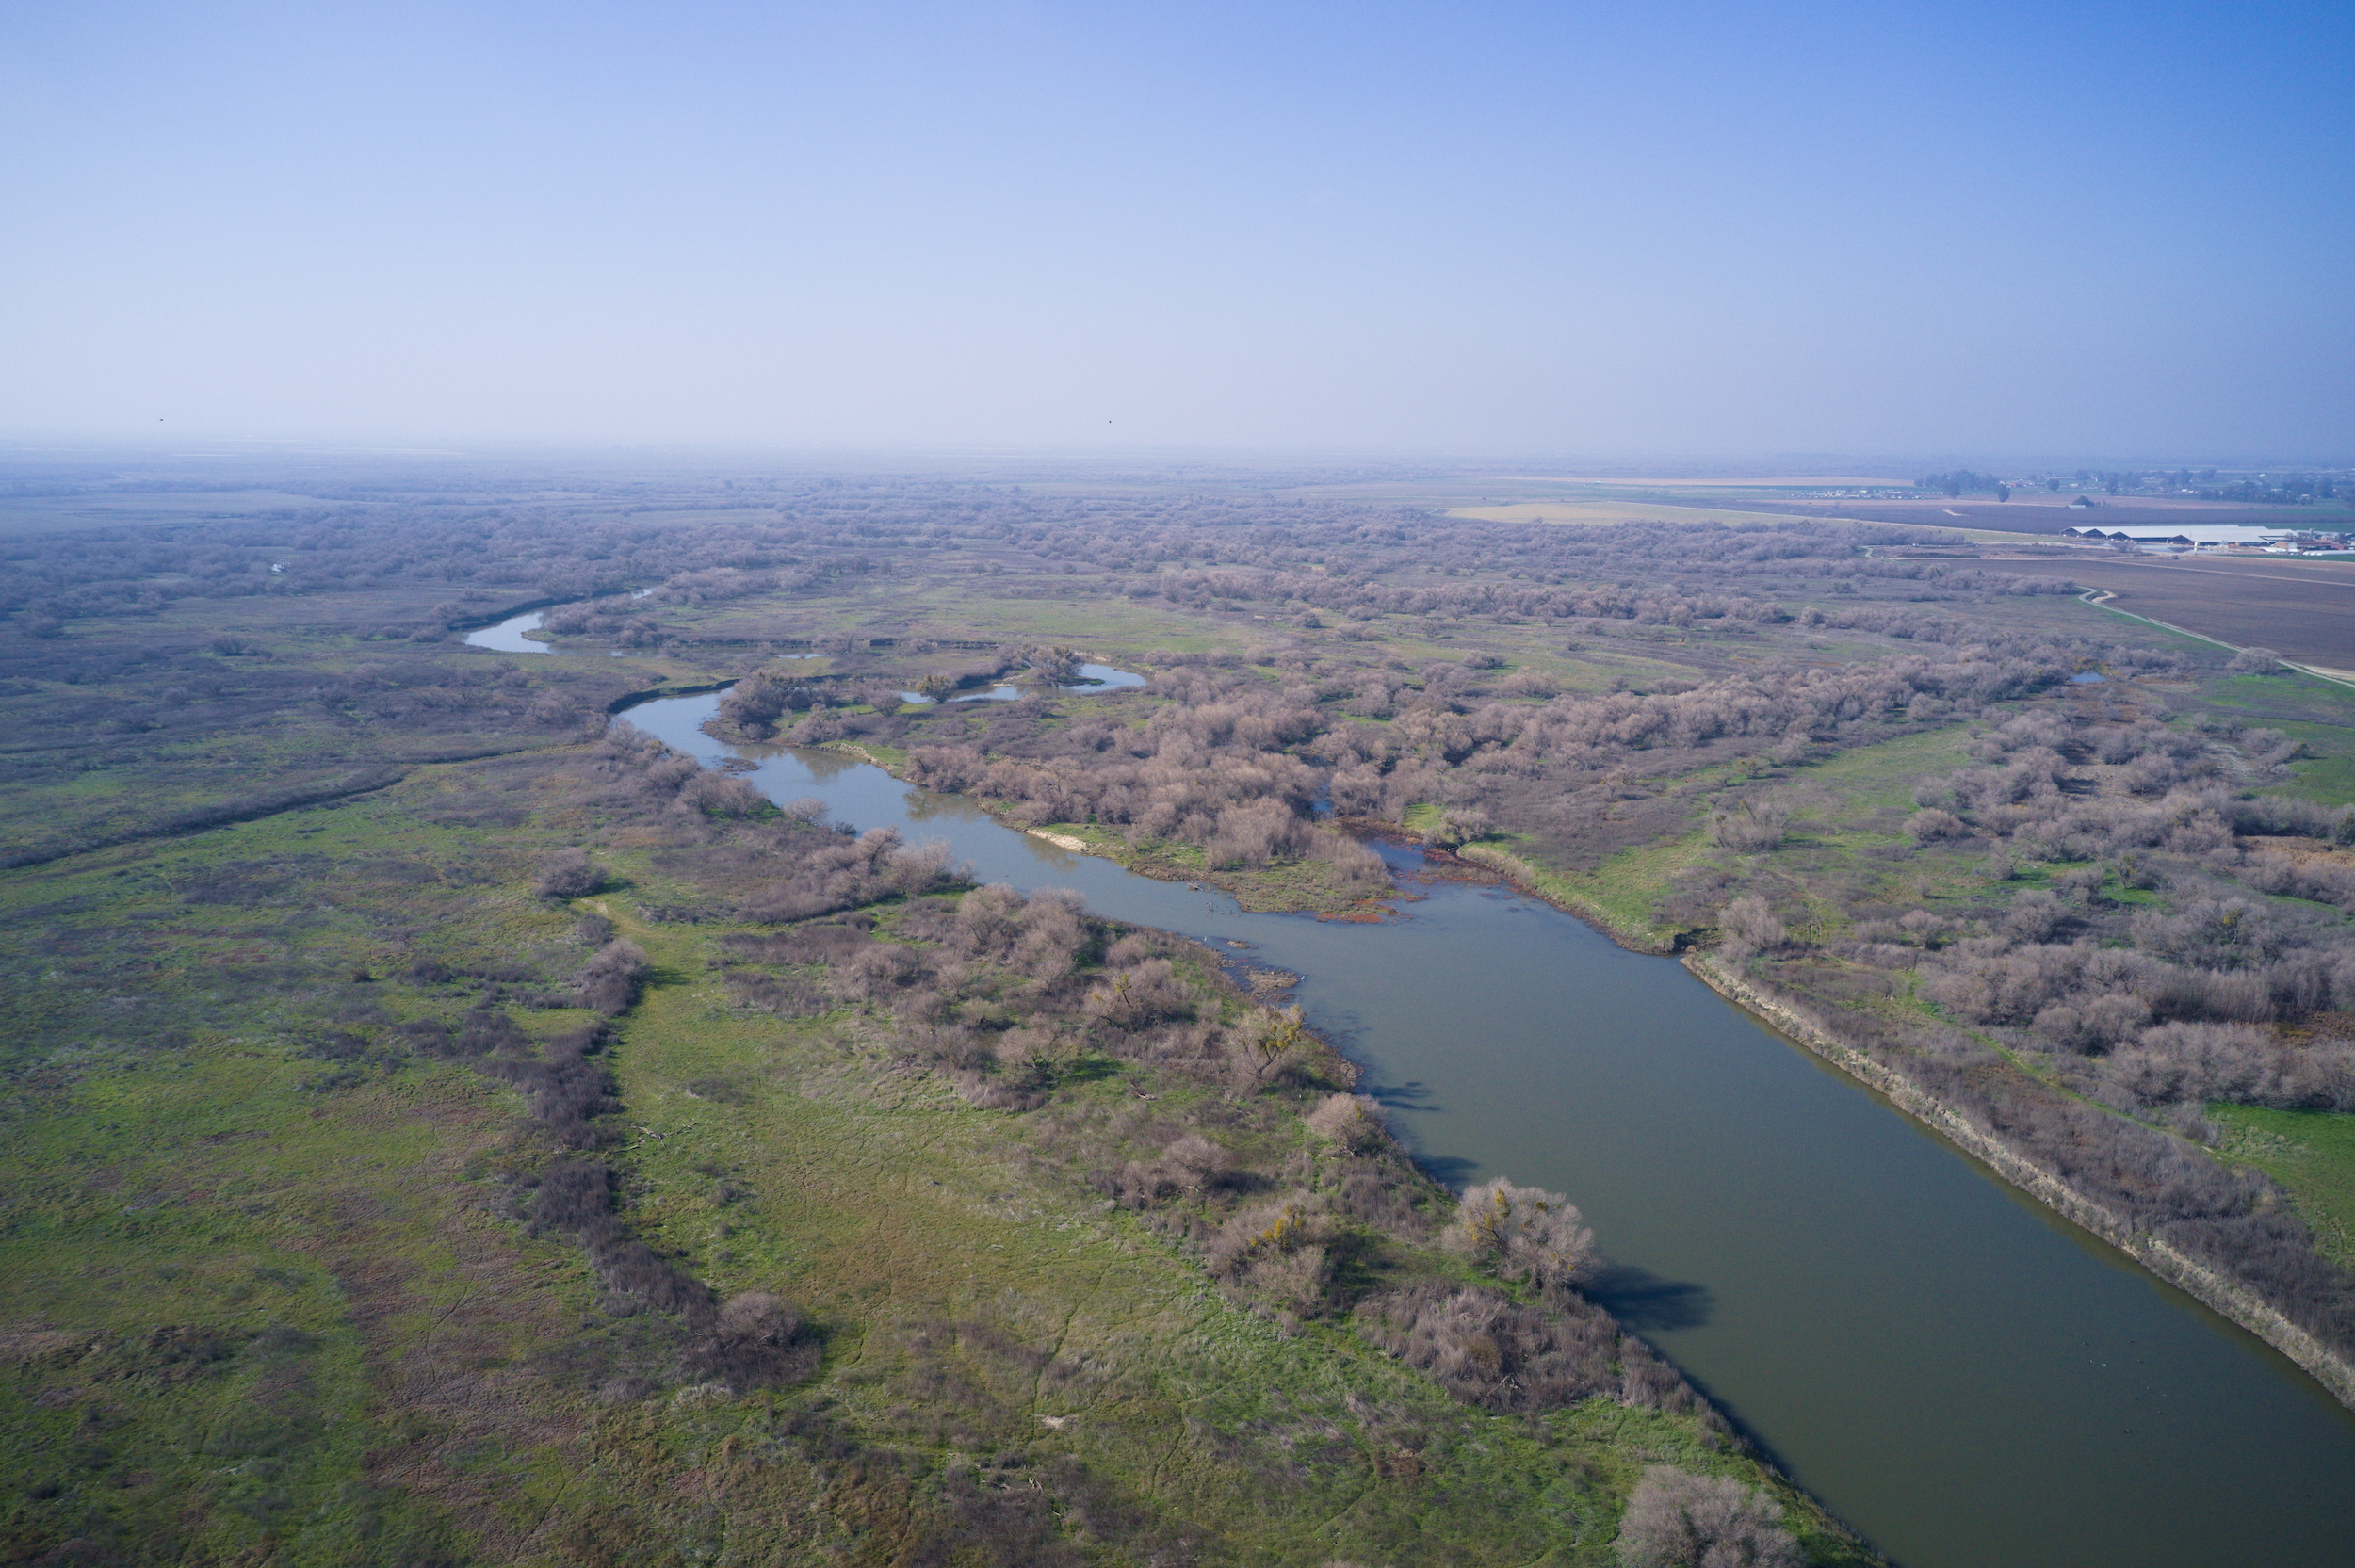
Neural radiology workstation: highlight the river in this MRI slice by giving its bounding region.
[620,690,2355,1568]
[463,608,560,653]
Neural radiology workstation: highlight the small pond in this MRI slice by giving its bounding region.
[901,663,1147,705]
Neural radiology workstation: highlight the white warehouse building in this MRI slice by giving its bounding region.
[2061,524,2300,548]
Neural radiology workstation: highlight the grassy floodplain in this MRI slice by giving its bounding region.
[3,740,1873,1566]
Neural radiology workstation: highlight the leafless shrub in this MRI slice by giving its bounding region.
[1305,1092,1388,1154]
[1427,806,1492,849]
[1906,808,1968,842]
[835,941,926,1003]
[2132,897,2282,970]
[1327,763,1389,816]
[1314,830,1390,893]
[2101,1022,2355,1111]
[1717,896,1785,957]
[2029,991,2152,1053]
[1440,1177,1595,1291]
[790,708,845,744]
[536,848,608,898]
[1204,1195,1340,1313]
[946,1063,1049,1112]
[675,770,768,817]
[577,939,650,1015]
[1207,798,1314,869]
[716,671,816,736]
[1707,798,1789,851]
[1084,958,1197,1029]
[2000,889,2067,943]
[741,827,961,921]
[685,1291,819,1391]
[1614,1465,1801,1568]
[2168,1102,2219,1143]
[1096,1129,1235,1208]
[481,1023,624,1147]
[1354,1284,1700,1415]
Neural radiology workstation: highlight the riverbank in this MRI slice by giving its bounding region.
[806,732,2355,1416]
[1454,839,1684,953]
[781,732,1394,916]
[1413,827,2355,1413]
[1685,953,2355,1411]
[530,687,2355,1566]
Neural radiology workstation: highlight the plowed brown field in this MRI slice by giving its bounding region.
[1993,556,2355,665]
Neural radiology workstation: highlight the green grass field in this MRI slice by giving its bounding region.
[1475,724,1984,947]
[2211,1106,2355,1269]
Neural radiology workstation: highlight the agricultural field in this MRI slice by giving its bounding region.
[1988,556,2355,669]
[1692,499,2355,536]
[1443,500,1852,529]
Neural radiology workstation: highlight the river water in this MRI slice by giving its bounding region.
[620,691,2355,1568]
[463,608,558,652]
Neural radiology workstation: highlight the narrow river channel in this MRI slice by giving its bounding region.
[618,689,2355,1568]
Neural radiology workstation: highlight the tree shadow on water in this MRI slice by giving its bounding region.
[1362,1080,1439,1115]
[1415,1155,1483,1188]
[1583,1264,1714,1332]
[1351,1081,1482,1188]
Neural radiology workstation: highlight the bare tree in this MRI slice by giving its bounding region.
[1023,643,1084,686]
[1717,896,1785,956]
[537,849,608,899]
[1440,1177,1595,1292]
[1615,1465,1801,1568]
[1707,798,1790,851]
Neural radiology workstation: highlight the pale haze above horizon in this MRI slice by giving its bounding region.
[6,1,2349,460]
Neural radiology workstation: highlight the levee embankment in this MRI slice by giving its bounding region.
[1451,836,2355,1412]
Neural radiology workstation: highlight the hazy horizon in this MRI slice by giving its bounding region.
[5,442,2347,478]
[8,2,2349,458]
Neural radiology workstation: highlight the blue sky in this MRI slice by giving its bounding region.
[6,1,2349,458]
